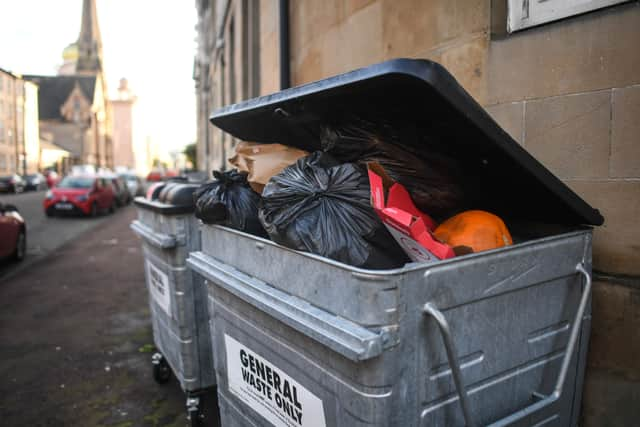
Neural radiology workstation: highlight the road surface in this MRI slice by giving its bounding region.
[0,190,112,279]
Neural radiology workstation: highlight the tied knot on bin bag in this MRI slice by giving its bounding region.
[193,169,267,237]
[259,152,409,269]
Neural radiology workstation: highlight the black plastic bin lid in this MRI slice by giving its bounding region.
[134,183,200,214]
[210,59,603,226]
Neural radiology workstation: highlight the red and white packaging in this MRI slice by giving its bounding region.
[368,162,455,264]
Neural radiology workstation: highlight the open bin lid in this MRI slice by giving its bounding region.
[210,58,603,226]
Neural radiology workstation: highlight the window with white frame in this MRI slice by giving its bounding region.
[506,0,630,32]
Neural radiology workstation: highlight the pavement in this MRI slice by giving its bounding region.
[0,206,219,427]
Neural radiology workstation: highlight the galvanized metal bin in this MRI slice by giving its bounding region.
[131,183,216,422]
[188,59,604,427]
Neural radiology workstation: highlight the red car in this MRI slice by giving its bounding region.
[146,170,164,182]
[0,203,26,262]
[44,176,116,217]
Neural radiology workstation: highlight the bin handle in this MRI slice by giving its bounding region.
[130,220,179,249]
[423,263,591,427]
[423,302,476,427]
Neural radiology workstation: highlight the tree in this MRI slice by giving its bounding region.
[152,158,168,170]
[183,143,197,169]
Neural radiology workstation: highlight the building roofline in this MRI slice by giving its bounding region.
[0,66,22,79]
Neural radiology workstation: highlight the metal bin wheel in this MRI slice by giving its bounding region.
[151,352,171,384]
[187,395,203,427]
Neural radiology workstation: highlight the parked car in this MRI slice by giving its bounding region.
[44,170,60,188]
[44,176,116,217]
[23,173,48,191]
[0,174,26,194]
[184,170,208,183]
[118,173,144,197]
[103,175,132,207]
[146,170,164,182]
[0,203,26,262]
[71,164,97,176]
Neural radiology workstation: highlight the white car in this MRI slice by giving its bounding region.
[119,173,144,197]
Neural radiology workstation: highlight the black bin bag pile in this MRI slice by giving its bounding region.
[193,170,266,237]
[192,114,469,269]
[193,152,409,269]
[259,152,409,269]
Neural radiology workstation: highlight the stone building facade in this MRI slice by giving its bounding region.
[25,0,113,170]
[194,0,261,174]
[194,1,640,424]
[0,68,40,175]
[24,74,110,169]
[110,78,136,170]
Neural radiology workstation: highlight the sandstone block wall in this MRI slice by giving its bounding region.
[254,1,640,423]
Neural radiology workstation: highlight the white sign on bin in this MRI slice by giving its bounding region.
[145,260,171,317]
[225,334,326,427]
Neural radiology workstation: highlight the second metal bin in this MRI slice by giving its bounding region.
[131,183,216,424]
[188,59,604,427]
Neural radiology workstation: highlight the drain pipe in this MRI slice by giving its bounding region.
[279,0,290,90]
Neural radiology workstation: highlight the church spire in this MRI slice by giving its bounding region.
[76,0,103,74]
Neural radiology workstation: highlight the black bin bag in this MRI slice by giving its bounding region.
[320,115,466,220]
[259,152,410,269]
[193,170,266,237]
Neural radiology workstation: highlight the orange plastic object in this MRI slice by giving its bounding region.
[434,210,513,253]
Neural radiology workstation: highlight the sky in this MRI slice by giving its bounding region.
[0,0,197,161]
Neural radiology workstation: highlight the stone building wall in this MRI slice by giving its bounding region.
[484,10,640,422]
[22,81,40,174]
[111,99,135,169]
[195,0,262,172]
[0,70,19,175]
[39,120,95,167]
[0,70,39,175]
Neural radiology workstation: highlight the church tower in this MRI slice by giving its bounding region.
[27,0,113,170]
[111,78,137,170]
[75,0,103,75]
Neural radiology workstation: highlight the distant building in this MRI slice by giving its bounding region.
[24,0,113,170]
[193,0,260,172]
[39,132,70,173]
[58,42,80,76]
[75,0,104,76]
[0,67,40,175]
[22,79,40,173]
[23,74,108,169]
[110,78,136,170]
